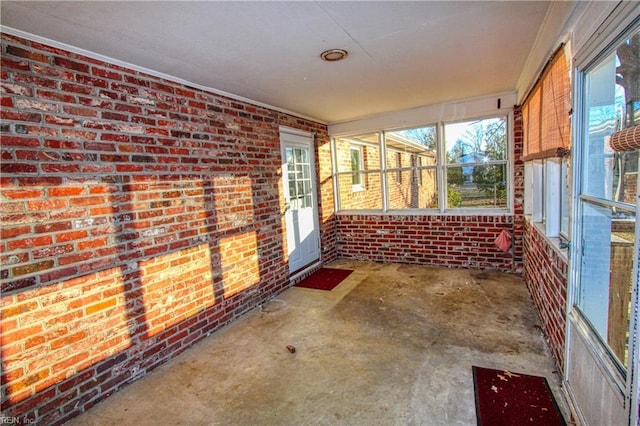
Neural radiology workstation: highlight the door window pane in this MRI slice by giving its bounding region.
[576,30,639,369]
[286,147,313,211]
[582,31,639,204]
[577,203,635,367]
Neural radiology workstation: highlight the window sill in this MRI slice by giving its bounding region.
[337,209,513,217]
[351,185,365,193]
[525,215,569,261]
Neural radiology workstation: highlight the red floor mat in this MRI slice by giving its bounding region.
[294,268,353,291]
[473,366,566,426]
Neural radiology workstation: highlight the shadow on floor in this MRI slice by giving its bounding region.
[67,260,569,425]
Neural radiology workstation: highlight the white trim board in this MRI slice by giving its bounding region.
[328,91,516,137]
[1,25,327,125]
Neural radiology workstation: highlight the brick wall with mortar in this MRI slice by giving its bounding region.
[0,34,333,424]
[336,214,518,270]
[334,107,525,273]
[522,220,568,371]
[0,31,548,423]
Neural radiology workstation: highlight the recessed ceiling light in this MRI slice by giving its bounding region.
[320,49,348,62]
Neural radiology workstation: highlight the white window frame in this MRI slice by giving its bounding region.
[526,157,569,239]
[350,145,365,192]
[560,156,571,240]
[531,160,545,223]
[332,113,511,214]
[544,157,562,237]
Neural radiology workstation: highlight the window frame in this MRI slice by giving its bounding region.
[560,156,571,240]
[331,113,512,215]
[524,157,570,250]
[443,116,510,210]
[349,144,365,192]
[573,24,639,375]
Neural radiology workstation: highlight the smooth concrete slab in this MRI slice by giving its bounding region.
[67,260,570,425]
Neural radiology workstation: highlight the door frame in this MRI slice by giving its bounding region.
[279,126,322,278]
[565,7,640,425]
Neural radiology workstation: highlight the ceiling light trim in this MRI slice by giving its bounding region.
[320,49,348,62]
[1,26,327,125]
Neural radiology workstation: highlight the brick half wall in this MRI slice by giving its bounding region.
[334,106,525,273]
[336,214,519,271]
[522,220,568,371]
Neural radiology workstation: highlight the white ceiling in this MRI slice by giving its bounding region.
[1,1,552,124]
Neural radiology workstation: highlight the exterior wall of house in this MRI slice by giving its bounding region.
[385,149,437,209]
[0,34,332,424]
[334,138,437,211]
[335,140,383,210]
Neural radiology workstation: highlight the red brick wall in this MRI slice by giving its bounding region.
[335,107,525,272]
[0,34,331,424]
[522,220,568,371]
[336,214,518,270]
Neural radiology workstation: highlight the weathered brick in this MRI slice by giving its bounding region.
[53,57,89,73]
[1,56,30,71]
[91,66,122,81]
[0,33,326,425]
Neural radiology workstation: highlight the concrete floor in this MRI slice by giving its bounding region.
[67,260,570,425]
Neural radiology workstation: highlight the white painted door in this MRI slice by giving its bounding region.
[280,128,320,273]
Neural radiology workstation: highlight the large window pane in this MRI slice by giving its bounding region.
[335,133,381,210]
[444,117,508,209]
[386,167,438,209]
[560,157,570,237]
[332,117,509,213]
[576,30,639,370]
[447,164,507,208]
[337,172,383,210]
[583,32,639,204]
[385,126,438,209]
[445,117,507,164]
[577,203,635,367]
[386,125,438,159]
[335,133,380,173]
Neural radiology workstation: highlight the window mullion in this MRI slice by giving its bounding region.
[437,123,447,212]
[380,131,388,212]
[331,137,340,212]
